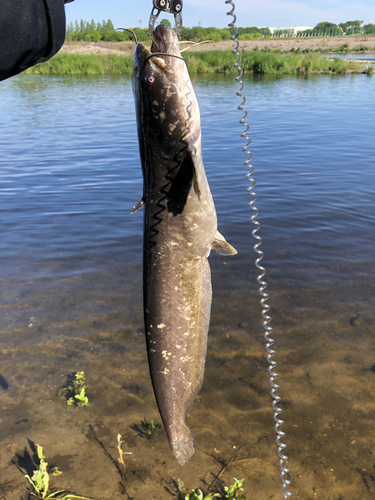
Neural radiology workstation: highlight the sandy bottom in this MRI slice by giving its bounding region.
[60,35,375,56]
[1,254,375,499]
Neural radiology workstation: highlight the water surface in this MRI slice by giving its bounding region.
[1,73,375,499]
[326,52,375,61]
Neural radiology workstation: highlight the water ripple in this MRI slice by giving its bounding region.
[0,74,374,281]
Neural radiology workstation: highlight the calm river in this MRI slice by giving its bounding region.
[1,73,375,499]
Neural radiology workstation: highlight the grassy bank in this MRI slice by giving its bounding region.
[24,53,134,76]
[184,49,372,74]
[24,50,373,76]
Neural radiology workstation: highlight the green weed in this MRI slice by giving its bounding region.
[59,371,89,406]
[25,444,92,499]
[339,43,349,51]
[24,54,133,75]
[23,49,367,76]
[177,479,220,500]
[224,478,246,500]
[131,418,161,439]
[177,478,246,500]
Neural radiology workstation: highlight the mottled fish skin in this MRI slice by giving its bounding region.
[132,24,236,466]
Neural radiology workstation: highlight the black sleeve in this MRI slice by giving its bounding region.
[0,0,69,81]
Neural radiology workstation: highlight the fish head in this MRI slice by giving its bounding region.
[133,24,200,157]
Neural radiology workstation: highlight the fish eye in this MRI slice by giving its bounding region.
[147,75,155,84]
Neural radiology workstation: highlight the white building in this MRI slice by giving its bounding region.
[267,26,313,35]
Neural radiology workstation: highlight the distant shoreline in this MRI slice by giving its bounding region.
[23,50,373,76]
[60,34,375,56]
[22,35,375,77]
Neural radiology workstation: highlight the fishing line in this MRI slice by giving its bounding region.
[180,40,214,53]
[225,1,293,498]
[144,52,185,63]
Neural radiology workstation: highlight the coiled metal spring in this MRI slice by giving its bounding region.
[225,1,292,498]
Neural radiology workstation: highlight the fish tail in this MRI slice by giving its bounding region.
[170,423,195,466]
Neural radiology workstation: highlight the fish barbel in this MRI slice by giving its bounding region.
[132,24,237,465]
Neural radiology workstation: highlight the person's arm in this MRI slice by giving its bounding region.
[0,0,73,81]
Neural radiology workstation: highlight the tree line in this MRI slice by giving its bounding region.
[65,19,375,43]
[65,19,235,42]
[300,21,375,36]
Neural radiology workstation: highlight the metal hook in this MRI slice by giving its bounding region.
[149,0,183,39]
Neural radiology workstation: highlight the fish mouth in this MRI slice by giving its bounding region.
[134,24,182,75]
[151,24,178,54]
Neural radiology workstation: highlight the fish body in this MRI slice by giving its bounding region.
[132,25,236,466]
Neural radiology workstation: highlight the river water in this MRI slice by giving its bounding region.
[328,52,375,61]
[1,73,375,499]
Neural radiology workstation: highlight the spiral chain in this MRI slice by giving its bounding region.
[225,1,292,497]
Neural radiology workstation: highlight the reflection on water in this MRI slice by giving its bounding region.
[1,74,374,277]
[324,52,375,61]
[1,73,375,499]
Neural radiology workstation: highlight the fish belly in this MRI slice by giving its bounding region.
[144,224,212,465]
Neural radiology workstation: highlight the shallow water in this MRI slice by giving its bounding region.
[326,52,375,61]
[1,73,375,499]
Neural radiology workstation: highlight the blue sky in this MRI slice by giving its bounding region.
[65,0,374,30]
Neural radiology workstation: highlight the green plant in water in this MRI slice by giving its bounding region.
[184,490,220,500]
[177,479,220,500]
[224,478,246,500]
[25,444,93,499]
[65,371,89,406]
[131,418,161,439]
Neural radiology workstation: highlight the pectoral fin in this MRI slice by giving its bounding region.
[167,148,201,216]
[212,231,237,256]
[130,198,144,215]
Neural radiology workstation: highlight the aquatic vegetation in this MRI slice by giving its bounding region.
[176,478,245,499]
[177,479,220,500]
[181,490,220,500]
[131,418,161,439]
[25,444,92,499]
[224,478,245,500]
[61,371,89,406]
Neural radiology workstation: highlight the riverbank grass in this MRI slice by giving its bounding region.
[23,50,371,76]
[184,49,369,74]
[24,53,133,75]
